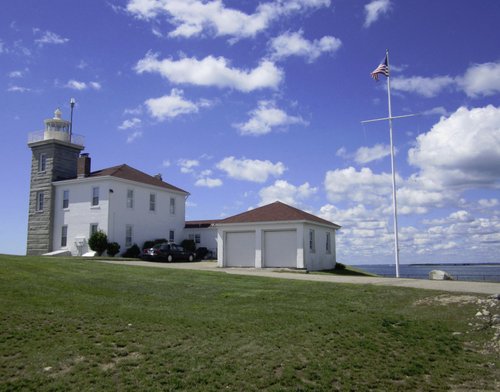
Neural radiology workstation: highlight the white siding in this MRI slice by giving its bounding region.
[217,221,336,271]
[53,177,187,255]
[183,226,218,256]
[303,223,336,271]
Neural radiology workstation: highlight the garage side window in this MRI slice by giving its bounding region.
[326,232,331,254]
[309,229,315,253]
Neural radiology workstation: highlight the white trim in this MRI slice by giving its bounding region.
[53,175,189,196]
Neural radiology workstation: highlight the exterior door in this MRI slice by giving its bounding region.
[225,231,256,267]
[263,230,297,268]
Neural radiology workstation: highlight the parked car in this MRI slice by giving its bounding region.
[141,242,195,262]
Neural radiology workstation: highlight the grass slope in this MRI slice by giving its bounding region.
[0,255,498,391]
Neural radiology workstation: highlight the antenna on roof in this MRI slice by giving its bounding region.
[69,98,76,141]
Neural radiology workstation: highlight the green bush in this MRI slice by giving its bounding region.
[106,242,120,257]
[181,239,196,252]
[122,244,140,258]
[334,262,346,270]
[88,230,108,256]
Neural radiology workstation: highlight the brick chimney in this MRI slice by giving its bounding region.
[77,153,91,178]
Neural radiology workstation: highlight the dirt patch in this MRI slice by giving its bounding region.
[414,294,480,306]
[99,351,142,372]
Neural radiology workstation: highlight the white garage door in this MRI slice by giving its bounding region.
[264,230,297,268]
[225,231,256,267]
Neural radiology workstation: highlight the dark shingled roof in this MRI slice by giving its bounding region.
[88,164,189,194]
[218,201,340,228]
[185,219,222,229]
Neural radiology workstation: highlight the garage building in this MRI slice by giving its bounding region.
[216,201,341,271]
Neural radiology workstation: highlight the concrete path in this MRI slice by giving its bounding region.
[96,259,500,295]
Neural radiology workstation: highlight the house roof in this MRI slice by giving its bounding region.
[185,219,221,229]
[218,201,340,228]
[88,164,189,194]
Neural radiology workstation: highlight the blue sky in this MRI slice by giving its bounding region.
[1,0,499,264]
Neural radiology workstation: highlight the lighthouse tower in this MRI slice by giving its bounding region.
[27,108,85,255]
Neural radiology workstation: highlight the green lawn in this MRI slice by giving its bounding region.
[0,255,498,391]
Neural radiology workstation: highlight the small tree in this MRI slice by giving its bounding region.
[106,242,120,257]
[88,230,108,256]
[181,239,196,252]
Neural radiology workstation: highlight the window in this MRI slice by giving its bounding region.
[126,225,133,247]
[92,187,99,206]
[149,193,156,212]
[90,223,98,237]
[309,229,315,253]
[189,233,201,244]
[170,197,175,214]
[326,232,331,254]
[36,191,44,211]
[39,153,47,172]
[62,190,69,209]
[169,230,175,242]
[61,225,68,247]
[127,189,134,209]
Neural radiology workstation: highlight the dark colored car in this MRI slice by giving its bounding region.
[141,242,195,262]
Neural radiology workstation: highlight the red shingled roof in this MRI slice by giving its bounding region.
[89,164,189,194]
[218,201,340,228]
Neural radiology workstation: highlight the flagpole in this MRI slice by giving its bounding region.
[385,49,400,278]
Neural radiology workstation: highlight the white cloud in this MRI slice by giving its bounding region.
[64,80,101,91]
[235,100,307,136]
[408,105,500,189]
[144,89,200,120]
[8,70,23,78]
[135,53,283,92]
[478,198,499,208]
[118,118,142,130]
[422,106,449,116]
[34,30,69,46]
[162,160,171,168]
[269,30,341,62]
[354,144,391,164]
[389,61,500,99]
[324,167,395,205]
[259,180,317,206]
[217,156,286,183]
[364,0,391,28]
[7,85,31,93]
[126,130,143,143]
[178,159,200,173]
[124,106,143,116]
[126,0,330,39]
[458,61,500,97]
[391,75,454,97]
[195,177,223,187]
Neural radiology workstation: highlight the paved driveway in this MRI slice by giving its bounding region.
[96,259,500,295]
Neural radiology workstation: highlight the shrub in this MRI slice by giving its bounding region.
[122,244,140,258]
[143,238,167,250]
[88,230,108,256]
[181,239,196,252]
[106,242,120,257]
[334,262,346,270]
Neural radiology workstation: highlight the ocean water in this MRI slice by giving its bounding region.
[355,264,500,283]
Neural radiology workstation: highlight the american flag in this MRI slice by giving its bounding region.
[371,54,389,81]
